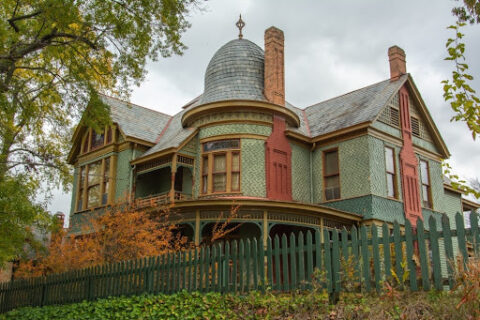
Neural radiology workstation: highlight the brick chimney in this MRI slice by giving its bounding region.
[264,27,285,106]
[388,46,406,81]
[54,212,65,229]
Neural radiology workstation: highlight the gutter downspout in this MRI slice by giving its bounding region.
[310,142,316,203]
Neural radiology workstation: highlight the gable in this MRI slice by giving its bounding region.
[373,76,449,158]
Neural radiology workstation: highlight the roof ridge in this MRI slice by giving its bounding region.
[99,93,173,118]
[154,116,174,143]
[304,77,392,110]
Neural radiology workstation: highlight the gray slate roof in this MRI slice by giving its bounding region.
[101,95,171,144]
[199,39,267,105]
[141,109,195,157]
[305,75,408,137]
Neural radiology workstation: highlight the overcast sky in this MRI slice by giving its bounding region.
[48,0,480,224]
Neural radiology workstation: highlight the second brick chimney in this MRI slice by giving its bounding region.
[388,46,406,81]
[264,27,285,106]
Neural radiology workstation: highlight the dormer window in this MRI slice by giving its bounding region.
[81,127,115,154]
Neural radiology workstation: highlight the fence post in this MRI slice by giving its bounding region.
[470,211,480,256]
[416,219,430,291]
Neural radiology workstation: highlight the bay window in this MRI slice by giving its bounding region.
[201,139,241,194]
[76,156,112,211]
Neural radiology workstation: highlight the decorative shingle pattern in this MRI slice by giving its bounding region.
[305,75,407,137]
[199,39,267,105]
[100,95,171,143]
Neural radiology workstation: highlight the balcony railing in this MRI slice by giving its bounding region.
[135,192,192,209]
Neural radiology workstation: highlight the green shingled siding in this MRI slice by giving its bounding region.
[198,123,271,139]
[312,149,323,203]
[413,136,440,154]
[179,137,197,157]
[290,143,311,203]
[322,195,372,217]
[369,136,402,200]
[371,121,401,138]
[241,138,266,197]
[115,149,133,201]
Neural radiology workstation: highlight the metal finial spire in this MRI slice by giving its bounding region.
[236,14,245,39]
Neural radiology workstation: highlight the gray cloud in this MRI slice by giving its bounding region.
[47,0,480,220]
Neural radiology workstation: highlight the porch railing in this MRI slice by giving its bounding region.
[135,192,192,209]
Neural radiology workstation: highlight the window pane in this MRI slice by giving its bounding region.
[202,157,208,175]
[385,148,394,172]
[203,139,239,152]
[88,162,101,185]
[80,167,85,186]
[77,189,83,211]
[231,172,240,191]
[387,174,395,197]
[324,151,338,175]
[202,176,208,194]
[422,185,429,202]
[214,154,226,172]
[420,161,429,185]
[325,176,340,200]
[87,185,100,208]
[104,158,110,179]
[232,153,240,171]
[213,174,226,192]
[91,131,104,149]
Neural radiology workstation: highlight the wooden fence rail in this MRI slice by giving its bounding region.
[0,212,479,313]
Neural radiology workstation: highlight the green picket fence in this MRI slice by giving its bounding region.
[0,212,479,313]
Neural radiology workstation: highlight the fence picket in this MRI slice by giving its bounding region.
[416,219,430,291]
[455,212,468,268]
[224,241,230,292]
[289,233,297,290]
[252,238,258,291]
[274,235,281,291]
[245,239,251,292]
[441,214,455,290]
[267,237,274,289]
[393,221,403,289]
[258,238,265,292]
[371,225,382,292]
[428,216,442,291]
[404,220,417,291]
[331,230,340,293]
[232,240,238,293]
[350,226,360,286]
[239,239,245,293]
[381,223,392,282]
[298,232,305,289]
[323,228,333,293]
[281,234,289,291]
[471,212,480,256]
[306,231,314,289]
[359,225,371,292]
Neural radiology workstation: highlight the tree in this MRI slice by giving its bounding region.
[0,0,199,265]
[14,204,188,278]
[442,1,480,198]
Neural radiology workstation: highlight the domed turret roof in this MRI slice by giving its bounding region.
[199,39,266,105]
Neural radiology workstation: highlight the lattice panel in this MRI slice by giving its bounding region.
[269,212,320,226]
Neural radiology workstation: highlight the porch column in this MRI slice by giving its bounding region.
[195,209,200,246]
[169,153,177,202]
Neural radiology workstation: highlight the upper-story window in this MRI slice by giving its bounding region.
[323,149,340,201]
[385,147,397,198]
[201,139,240,194]
[76,157,111,211]
[81,127,114,154]
[420,160,432,208]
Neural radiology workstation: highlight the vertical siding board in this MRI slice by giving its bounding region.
[441,214,455,290]
[382,223,392,282]
[428,216,442,291]
[416,219,430,291]
[393,221,404,289]
[371,225,382,292]
[360,225,371,292]
[404,220,417,291]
